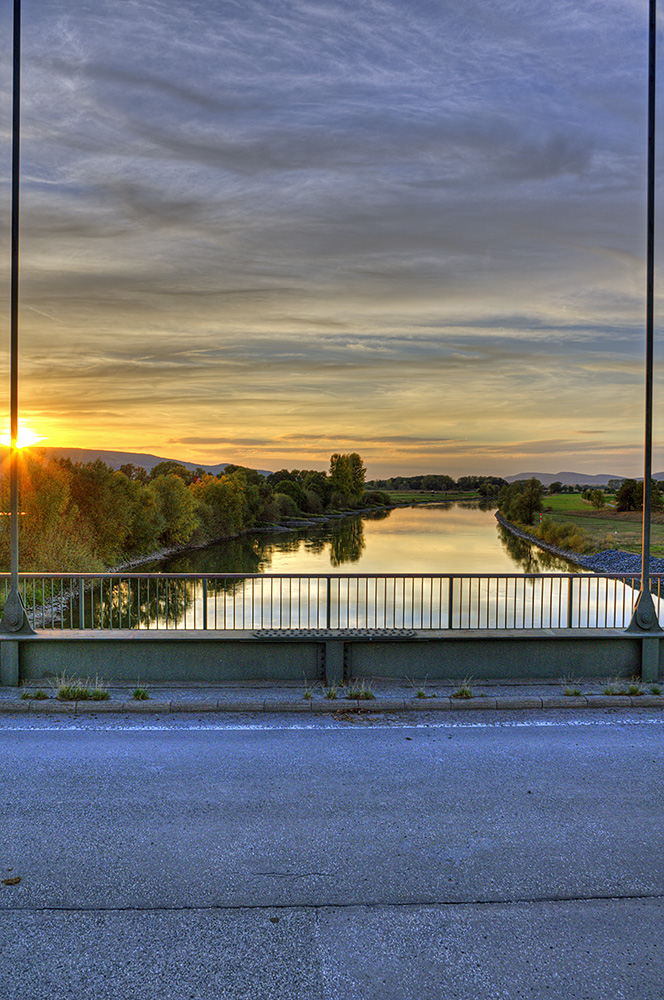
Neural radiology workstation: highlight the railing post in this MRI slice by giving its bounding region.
[78,577,84,630]
[567,577,574,628]
[202,578,208,631]
[326,576,331,629]
[448,577,454,630]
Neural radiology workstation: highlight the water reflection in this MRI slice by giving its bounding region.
[145,503,585,575]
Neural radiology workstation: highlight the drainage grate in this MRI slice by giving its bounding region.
[253,628,416,638]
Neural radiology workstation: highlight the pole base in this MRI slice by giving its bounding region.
[626,588,663,633]
[0,586,35,635]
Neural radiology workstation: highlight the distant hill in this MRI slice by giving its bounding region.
[506,471,624,487]
[33,447,272,478]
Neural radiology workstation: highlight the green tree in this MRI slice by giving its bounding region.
[151,474,199,546]
[615,479,641,512]
[329,453,366,503]
[589,489,605,510]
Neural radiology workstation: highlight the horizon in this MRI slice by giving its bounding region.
[0,1,660,478]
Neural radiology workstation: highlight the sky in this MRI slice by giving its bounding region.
[0,0,662,479]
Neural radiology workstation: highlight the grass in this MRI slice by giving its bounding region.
[20,689,49,700]
[53,673,110,702]
[133,688,149,701]
[604,677,643,697]
[450,680,473,700]
[561,675,582,697]
[651,684,662,695]
[325,686,338,700]
[536,496,664,557]
[346,681,376,700]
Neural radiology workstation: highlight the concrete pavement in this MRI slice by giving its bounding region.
[0,708,663,998]
[2,676,664,714]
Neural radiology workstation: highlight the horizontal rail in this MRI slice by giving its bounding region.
[1,571,661,633]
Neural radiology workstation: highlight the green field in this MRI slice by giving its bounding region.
[542,494,664,556]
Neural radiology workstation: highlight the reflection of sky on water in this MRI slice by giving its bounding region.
[154,504,583,575]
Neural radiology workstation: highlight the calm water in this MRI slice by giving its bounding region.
[147,503,584,575]
[65,505,637,632]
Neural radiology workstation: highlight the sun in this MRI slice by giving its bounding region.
[0,425,46,449]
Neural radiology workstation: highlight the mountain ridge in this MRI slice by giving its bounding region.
[29,447,273,478]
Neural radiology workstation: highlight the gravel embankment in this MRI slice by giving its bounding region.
[495,511,661,575]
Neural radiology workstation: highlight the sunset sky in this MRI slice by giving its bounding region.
[0,0,661,478]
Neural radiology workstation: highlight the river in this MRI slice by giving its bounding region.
[142,502,584,575]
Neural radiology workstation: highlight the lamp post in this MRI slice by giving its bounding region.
[1,0,34,634]
[628,0,662,633]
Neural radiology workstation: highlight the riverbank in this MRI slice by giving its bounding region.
[495,511,664,575]
[108,502,394,573]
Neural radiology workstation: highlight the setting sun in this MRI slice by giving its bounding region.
[0,425,46,450]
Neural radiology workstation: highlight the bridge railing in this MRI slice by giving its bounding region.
[2,571,660,632]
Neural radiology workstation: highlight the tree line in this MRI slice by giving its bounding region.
[368,474,508,495]
[4,450,387,572]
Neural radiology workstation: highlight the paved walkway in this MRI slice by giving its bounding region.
[2,677,663,713]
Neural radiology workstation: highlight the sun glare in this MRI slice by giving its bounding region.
[0,426,45,449]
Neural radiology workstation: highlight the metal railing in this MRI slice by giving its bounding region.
[2,571,661,632]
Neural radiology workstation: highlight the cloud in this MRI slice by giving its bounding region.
[0,0,658,476]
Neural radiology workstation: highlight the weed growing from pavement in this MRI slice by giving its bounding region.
[651,684,662,695]
[604,677,643,697]
[450,678,474,700]
[20,689,49,700]
[564,687,582,697]
[325,686,337,700]
[346,681,376,700]
[53,673,110,701]
[561,675,582,697]
[133,688,149,701]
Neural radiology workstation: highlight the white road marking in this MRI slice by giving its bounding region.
[0,714,663,733]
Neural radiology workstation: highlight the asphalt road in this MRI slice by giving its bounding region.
[1,709,663,999]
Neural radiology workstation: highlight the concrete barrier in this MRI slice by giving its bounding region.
[1,628,659,686]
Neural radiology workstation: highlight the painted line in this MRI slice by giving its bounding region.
[1,715,664,733]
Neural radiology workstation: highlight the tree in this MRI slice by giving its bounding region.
[329,453,366,503]
[498,478,544,526]
[150,474,199,546]
[615,479,641,512]
[589,489,605,510]
[548,481,563,494]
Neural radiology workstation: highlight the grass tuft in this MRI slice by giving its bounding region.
[650,684,662,695]
[53,673,109,702]
[325,687,337,700]
[20,689,50,701]
[346,681,375,700]
[133,688,149,701]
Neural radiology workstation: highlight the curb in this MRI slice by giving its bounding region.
[1,695,664,715]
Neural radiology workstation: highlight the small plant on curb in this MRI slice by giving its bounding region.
[415,688,427,698]
[564,687,582,697]
[626,683,643,697]
[325,687,337,700]
[133,688,149,701]
[303,689,312,700]
[53,673,110,702]
[450,676,474,700]
[651,684,662,695]
[20,689,49,701]
[346,681,375,700]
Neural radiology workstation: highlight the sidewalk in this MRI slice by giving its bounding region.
[1,678,663,714]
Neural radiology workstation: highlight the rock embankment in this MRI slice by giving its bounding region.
[495,511,662,575]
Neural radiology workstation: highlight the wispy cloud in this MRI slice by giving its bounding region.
[0,0,657,476]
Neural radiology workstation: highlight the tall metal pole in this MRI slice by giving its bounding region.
[628,0,662,632]
[1,0,33,634]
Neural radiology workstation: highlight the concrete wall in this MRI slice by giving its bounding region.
[1,628,660,687]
